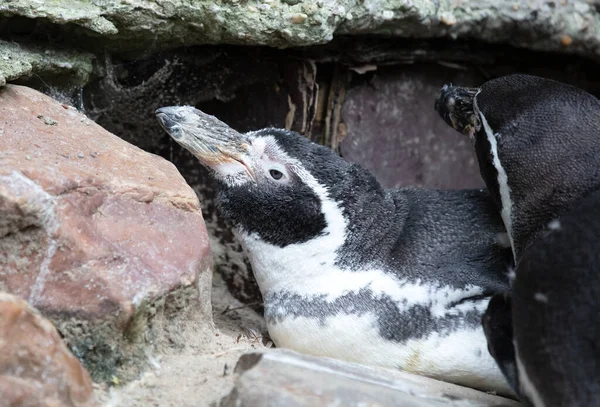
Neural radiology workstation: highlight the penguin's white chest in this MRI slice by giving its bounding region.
[236,229,512,396]
[265,299,508,395]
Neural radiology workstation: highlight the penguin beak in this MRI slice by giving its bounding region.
[434,84,480,138]
[155,106,256,181]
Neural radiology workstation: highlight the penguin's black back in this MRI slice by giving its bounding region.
[336,187,512,293]
[476,74,600,253]
[513,189,600,406]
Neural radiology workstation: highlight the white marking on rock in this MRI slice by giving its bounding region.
[133,291,146,307]
[515,342,547,407]
[144,347,162,371]
[381,10,394,20]
[268,312,513,396]
[0,172,59,304]
[534,293,548,303]
[474,93,516,259]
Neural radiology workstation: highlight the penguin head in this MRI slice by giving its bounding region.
[435,74,600,257]
[156,106,380,248]
[434,84,480,139]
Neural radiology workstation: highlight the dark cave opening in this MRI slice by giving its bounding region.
[17,37,600,312]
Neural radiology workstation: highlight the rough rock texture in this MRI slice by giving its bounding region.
[1,1,600,85]
[93,279,270,407]
[0,40,93,88]
[218,349,520,407]
[0,84,213,382]
[0,292,97,407]
[1,0,599,56]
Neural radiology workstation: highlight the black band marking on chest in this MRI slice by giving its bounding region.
[264,288,485,343]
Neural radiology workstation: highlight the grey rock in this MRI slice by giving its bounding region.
[1,0,598,54]
[218,349,520,407]
[1,1,600,85]
[0,40,93,87]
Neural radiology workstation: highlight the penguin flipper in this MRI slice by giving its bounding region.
[481,293,522,398]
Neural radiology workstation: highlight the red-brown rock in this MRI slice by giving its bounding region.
[0,293,97,407]
[0,85,213,380]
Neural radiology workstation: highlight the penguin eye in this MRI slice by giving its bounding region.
[269,169,284,180]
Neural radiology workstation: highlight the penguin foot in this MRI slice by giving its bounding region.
[434,84,479,137]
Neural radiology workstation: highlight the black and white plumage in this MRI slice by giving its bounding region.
[155,106,514,396]
[436,74,600,406]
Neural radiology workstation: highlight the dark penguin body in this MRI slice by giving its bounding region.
[481,293,517,393]
[514,190,600,406]
[155,106,515,395]
[436,74,600,406]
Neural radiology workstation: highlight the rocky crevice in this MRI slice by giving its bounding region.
[71,37,600,313]
[2,2,600,405]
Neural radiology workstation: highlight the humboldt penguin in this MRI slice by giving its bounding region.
[155,105,515,396]
[435,73,600,406]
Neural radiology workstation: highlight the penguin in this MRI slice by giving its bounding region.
[435,74,600,406]
[155,106,516,396]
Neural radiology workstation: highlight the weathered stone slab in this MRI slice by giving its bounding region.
[0,40,93,88]
[1,0,598,57]
[1,0,600,88]
[0,292,98,407]
[218,349,520,407]
[0,84,213,381]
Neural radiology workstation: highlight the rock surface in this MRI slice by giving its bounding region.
[1,1,600,85]
[1,0,598,55]
[0,292,97,407]
[0,40,93,88]
[341,64,485,189]
[219,349,520,407]
[0,84,213,381]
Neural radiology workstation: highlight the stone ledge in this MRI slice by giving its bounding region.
[218,349,520,407]
[0,40,93,87]
[1,1,599,86]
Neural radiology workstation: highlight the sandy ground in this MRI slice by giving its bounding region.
[94,273,268,407]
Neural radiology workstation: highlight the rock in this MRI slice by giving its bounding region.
[0,40,93,88]
[0,292,97,407]
[341,65,485,189]
[0,84,213,381]
[1,1,600,85]
[218,349,519,407]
